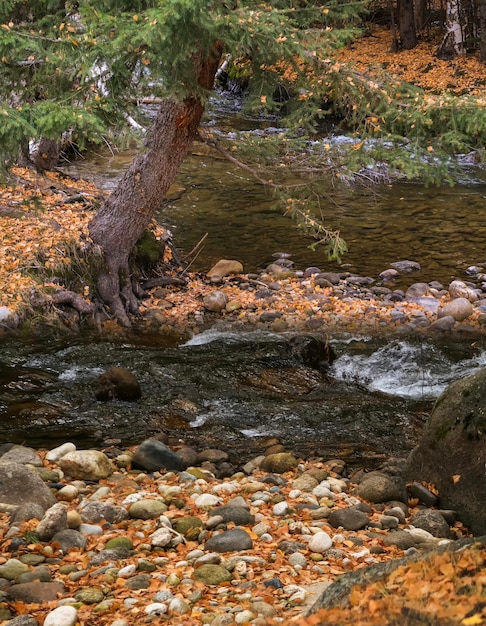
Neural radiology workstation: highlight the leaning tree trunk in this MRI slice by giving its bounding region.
[89,48,222,327]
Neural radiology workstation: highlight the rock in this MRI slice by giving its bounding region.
[203,291,228,312]
[429,315,456,331]
[93,366,141,401]
[0,462,56,512]
[354,472,407,504]
[328,506,369,531]
[449,280,477,301]
[211,505,255,526]
[6,617,38,626]
[80,501,129,524]
[44,606,78,626]
[0,306,13,322]
[52,529,87,553]
[125,574,151,590]
[288,335,336,369]
[172,516,204,538]
[206,259,243,279]
[149,527,173,548]
[10,503,46,526]
[260,453,298,474]
[45,442,76,463]
[405,367,486,535]
[196,448,229,463]
[0,445,43,466]
[410,509,451,538]
[204,528,253,552]
[75,587,104,604]
[7,582,65,603]
[0,559,30,580]
[408,482,439,507]
[105,536,134,550]
[193,564,233,585]
[129,499,168,519]
[390,260,421,273]
[308,531,332,553]
[438,297,474,321]
[36,503,68,541]
[405,283,430,299]
[131,438,184,472]
[379,268,400,280]
[58,450,113,481]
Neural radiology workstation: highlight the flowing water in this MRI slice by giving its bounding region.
[4,102,485,466]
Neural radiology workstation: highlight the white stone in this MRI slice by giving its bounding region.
[118,564,137,577]
[308,531,332,553]
[145,603,168,615]
[46,442,76,463]
[169,597,190,614]
[235,610,255,623]
[273,501,289,516]
[58,450,113,481]
[44,605,78,626]
[0,306,13,322]
[211,482,238,494]
[406,527,438,543]
[312,484,335,499]
[57,485,79,502]
[288,489,302,499]
[79,523,103,535]
[150,527,173,547]
[194,493,222,507]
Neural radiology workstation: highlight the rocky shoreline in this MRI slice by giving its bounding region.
[0,438,480,626]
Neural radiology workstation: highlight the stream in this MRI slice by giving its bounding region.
[2,99,486,468]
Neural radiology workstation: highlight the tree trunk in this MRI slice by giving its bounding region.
[437,0,467,58]
[89,48,222,326]
[398,0,418,48]
[480,0,486,61]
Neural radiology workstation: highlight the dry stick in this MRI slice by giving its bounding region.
[182,233,209,274]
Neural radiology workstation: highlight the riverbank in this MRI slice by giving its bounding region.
[0,440,482,626]
[1,167,486,341]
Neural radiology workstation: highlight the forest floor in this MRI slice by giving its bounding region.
[0,28,485,625]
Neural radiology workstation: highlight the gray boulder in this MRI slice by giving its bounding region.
[132,438,184,472]
[205,528,253,553]
[405,367,486,536]
[0,462,56,513]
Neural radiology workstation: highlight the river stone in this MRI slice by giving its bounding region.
[36,502,68,541]
[52,529,87,553]
[93,366,141,401]
[390,260,421,273]
[45,442,76,463]
[308,531,332,553]
[379,268,400,280]
[129,499,168,519]
[288,335,336,369]
[260,453,298,474]
[58,450,113,481]
[125,573,151,590]
[410,509,451,538]
[328,506,369,531]
[354,472,407,504]
[0,462,56,512]
[193,564,233,585]
[203,291,228,312]
[7,581,65,603]
[44,606,78,626]
[438,297,473,321]
[10,502,46,526]
[429,315,456,331]
[172,516,204,537]
[7,617,39,626]
[206,259,243,279]
[408,482,439,507]
[211,505,255,526]
[75,587,104,604]
[405,283,430,299]
[292,474,319,492]
[0,559,30,580]
[80,501,129,523]
[105,536,134,550]
[205,528,253,553]
[0,445,43,466]
[196,448,229,463]
[405,367,486,535]
[131,438,184,472]
[449,279,477,301]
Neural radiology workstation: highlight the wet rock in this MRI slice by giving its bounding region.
[379,269,399,280]
[354,472,407,504]
[405,283,430,299]
[205,528,253,552]
[429,315,456,331]
[206,259,243,279]
[196,448,229,464]
[390,260,421,273]
[93,366,141,401]
[131,438,184,472]
[0,462,56,513]
[260,453,298,474]
[328,506,369,531]
[438,297,474,321]
[405,367,486,535]
[288,335,335,369]
[36,503,68,541]
[193,564,233,585]
[7,582,65,603]
[58,450,113,481]
[410,509,451,538]
[203,291,228,312]
[303,267,321,277]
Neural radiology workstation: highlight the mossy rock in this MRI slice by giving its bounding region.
[104,536,134,551]
[172,516,204,537]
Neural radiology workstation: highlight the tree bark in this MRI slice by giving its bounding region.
[89,47,222,326]
[480,0,486,61]
[398,0,418,49]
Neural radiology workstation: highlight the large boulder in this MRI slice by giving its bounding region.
[0,462,56,513]
[404,367,486,536]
